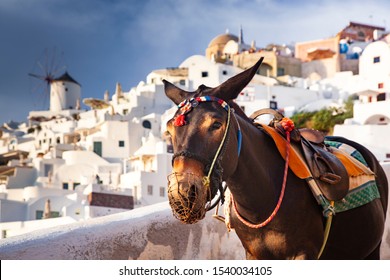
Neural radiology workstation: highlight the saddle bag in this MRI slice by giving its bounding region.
[301,138,349,201]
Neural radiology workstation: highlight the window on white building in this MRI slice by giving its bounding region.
[201,71,209,78]
[93,141,102,156]
[147,185,153,195]
[358,31,365,39]
[134,186,139,204]
[118,140,125,147]
[377,93,386,101]
[142,120,152,129]
[37,210,60,219]
[36,210,43,219]
[160,187,165,197]
[270,101,278,109]
[43,164,53,177]
[277,67,285,76]
[373,56,380,63]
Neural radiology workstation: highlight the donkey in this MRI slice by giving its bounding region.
[164,58,388,259]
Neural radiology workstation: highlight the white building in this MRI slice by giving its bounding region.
[334,40,390,161]
[159,55,322,118]
[120,134,172,207]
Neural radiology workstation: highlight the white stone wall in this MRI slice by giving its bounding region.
[333,124,390,161]
[359,41,390,93]
[353,100,390,125]
[180,55,239,90]
[6,167,36,189]
[0,202,244,260]
[380,162,390,259]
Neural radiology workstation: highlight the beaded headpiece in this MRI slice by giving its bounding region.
[174,96,229,127]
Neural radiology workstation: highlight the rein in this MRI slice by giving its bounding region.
[202,105,231,191]
[227,116,332,259]
[231,118,294,228]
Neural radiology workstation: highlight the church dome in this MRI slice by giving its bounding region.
[208,33,239,48]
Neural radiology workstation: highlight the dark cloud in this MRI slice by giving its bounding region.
[0,0,389,123]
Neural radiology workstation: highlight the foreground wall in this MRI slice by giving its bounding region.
[0,202,244,260]
[333,124,390,161]
[380,162,390,259]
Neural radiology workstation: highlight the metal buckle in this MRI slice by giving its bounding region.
[190,99,199,108]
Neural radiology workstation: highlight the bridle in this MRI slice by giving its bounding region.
[171,96,242,210]
[169,96,295,236]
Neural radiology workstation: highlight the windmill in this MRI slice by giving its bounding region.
[28,47,67,110]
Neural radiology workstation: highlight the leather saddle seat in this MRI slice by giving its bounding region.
[299,135,349,201]
[299,128,324,144]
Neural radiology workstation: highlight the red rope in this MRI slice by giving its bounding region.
[232,119,293,229]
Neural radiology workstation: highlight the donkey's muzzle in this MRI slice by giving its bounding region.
[167,172,211,224]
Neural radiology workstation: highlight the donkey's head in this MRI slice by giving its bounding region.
[164,58,263,224]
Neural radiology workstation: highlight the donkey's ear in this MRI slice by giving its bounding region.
[163,79,192,105]
[211,57,264,101]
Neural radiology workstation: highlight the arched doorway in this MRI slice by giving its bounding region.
[364,114,390,125]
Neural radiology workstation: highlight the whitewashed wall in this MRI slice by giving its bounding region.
[333,124,390,161]
[0,202,244,260]
[380,162,390,259]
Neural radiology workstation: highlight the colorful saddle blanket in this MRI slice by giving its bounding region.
[324,140,380,213]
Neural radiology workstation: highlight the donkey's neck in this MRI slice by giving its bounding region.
[226,117,286,224]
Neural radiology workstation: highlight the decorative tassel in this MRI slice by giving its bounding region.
[174,114,186,126]
[280,117,295,132]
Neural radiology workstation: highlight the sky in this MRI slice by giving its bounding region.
[0,0,389,124]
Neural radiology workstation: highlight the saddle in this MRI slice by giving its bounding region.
[250,109,349,202]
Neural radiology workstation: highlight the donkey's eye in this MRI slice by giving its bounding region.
[210,121,222,131]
